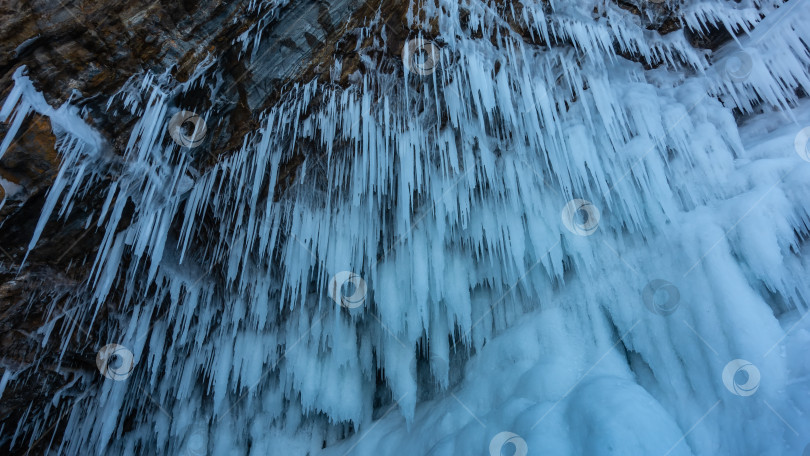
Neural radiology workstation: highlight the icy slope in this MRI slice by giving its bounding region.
[1,0,810,455]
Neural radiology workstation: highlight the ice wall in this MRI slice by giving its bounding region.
[1,0,810,454]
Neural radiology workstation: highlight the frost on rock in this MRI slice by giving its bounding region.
[1,0,810,455]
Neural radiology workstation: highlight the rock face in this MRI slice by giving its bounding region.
[0,1,368,452]
[2,0,807,455]
[0,0,417,452]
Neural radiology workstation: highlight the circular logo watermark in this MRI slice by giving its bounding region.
[489,432,528,456]
[409,352,450,377]
[561,199,600,236]
[96,344,135,381]
[722,359,760,397]
[402,38,440,76]
[721,50,753,83]
[328,271,367,309]
[794,127,810,162]
[642,279,680,316]
[182,423,208,456]
[168,110,207,148]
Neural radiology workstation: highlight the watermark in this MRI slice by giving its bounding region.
[96,344,135,381]
[168,110,207,148]
[794,127,810,162]
[722,359,760,397]
[182,423,208,456]
[328,271,367,309]
[402,38,440,76]
[409,352,450,377]
[561,199,600,236]
[489,431,528,456]
[720,50,753,83]
[642,279,680,316]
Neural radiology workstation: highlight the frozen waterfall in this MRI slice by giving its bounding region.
[2,0,810,455]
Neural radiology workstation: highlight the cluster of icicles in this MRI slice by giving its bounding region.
[1,0,810,454]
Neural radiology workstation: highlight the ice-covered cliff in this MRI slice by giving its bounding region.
[1,0,810,455]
